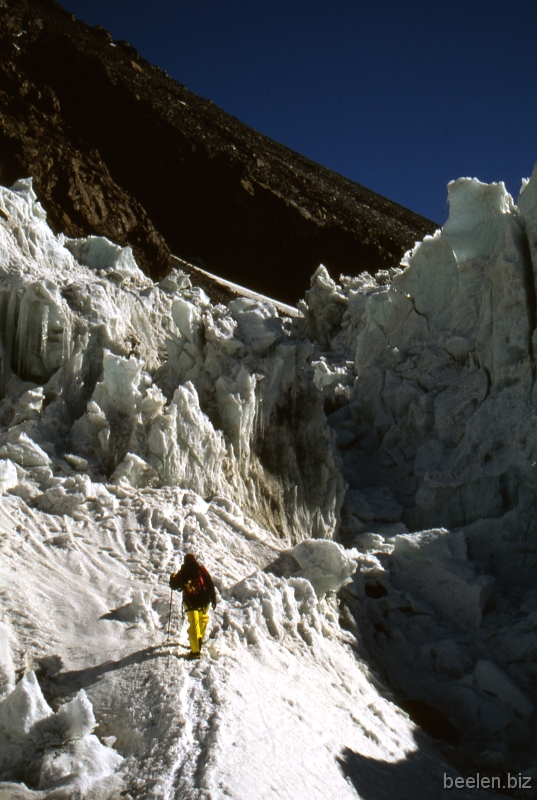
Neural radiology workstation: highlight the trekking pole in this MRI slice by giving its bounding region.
[166,588,173,644]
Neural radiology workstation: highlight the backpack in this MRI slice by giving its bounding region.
[182,569,210,611]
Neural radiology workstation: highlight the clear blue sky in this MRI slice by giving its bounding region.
[61,0,537,225]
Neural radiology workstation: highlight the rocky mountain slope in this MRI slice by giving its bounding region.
[0,0,436,304]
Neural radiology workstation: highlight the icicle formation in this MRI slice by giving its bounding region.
[10,281,73,383]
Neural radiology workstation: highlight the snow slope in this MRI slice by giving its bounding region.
[1,171,535,798]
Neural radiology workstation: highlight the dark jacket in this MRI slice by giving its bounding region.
[170,559,217,611]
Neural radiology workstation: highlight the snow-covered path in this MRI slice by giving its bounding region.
[1,484,505,800]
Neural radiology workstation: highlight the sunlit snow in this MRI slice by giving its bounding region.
[2,169,537,798]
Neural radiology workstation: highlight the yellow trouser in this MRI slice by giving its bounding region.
[186,606,210,653]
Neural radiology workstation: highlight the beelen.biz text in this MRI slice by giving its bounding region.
[444,773,532,790]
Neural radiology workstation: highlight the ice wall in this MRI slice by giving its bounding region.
[302,170,537,771]
[2,171,537,574]
[303,173,537,589]
[0,179,344,542]
[2,171,537,562]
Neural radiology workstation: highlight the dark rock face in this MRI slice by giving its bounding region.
[0,0,437,303]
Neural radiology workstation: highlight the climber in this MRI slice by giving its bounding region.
[169,553,217,660]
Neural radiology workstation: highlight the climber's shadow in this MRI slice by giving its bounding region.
[51,645,177,693]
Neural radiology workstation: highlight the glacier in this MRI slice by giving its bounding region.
[0,168,536,797]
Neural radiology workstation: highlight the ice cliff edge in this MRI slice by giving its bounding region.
[312,167,537,593]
